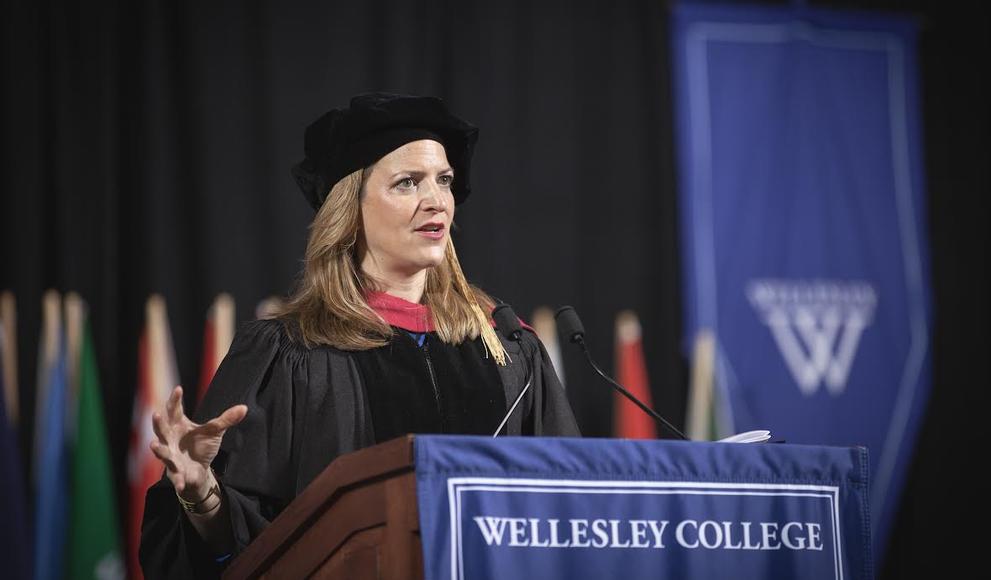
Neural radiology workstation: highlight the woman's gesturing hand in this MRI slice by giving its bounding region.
[149,385,248,503]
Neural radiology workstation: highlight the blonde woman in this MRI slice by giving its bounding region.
[140,93,579,577]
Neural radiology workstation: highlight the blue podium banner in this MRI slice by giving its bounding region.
[415,436,872,580]
[671,4,930,561]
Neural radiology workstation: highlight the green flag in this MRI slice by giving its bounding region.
[68,319,124,579]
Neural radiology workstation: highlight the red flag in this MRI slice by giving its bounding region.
[196,293,235,405]
[613,310,657,439]
[196,317,215,405]
[127,296,178,580]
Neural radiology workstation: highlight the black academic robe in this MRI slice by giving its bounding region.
[138,318,580,579]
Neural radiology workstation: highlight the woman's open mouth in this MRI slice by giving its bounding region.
[414,222,446,240]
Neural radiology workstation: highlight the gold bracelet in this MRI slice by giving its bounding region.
[176,470,222,514]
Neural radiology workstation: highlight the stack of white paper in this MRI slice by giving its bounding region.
[717,430,771,443]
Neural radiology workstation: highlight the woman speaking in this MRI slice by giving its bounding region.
[139,93,580,578]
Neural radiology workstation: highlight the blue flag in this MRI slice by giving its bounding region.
[34,330,69,580]
[672,4,931,563]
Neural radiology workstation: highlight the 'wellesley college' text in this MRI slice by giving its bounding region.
[472,517,824,551]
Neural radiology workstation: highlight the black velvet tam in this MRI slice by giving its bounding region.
[291,93,479,211]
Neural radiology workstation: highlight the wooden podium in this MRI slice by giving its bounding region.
[221,435,872,580]
[222,436,422,580]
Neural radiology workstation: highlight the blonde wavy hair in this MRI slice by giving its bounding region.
[274,169,507,364]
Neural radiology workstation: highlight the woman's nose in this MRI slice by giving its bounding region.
[421,181,448,211]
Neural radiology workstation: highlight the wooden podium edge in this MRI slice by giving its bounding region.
[223,435,417,579]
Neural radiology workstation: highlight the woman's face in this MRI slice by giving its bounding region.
[359,139,456,280]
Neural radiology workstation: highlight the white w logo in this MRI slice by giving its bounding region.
[748,280,877,396]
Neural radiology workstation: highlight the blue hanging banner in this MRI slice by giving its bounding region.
[671,3,931,563]
[415,435,872,580]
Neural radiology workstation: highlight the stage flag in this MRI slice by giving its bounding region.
[196,293,235,405]
[127,295,179,580]
[63,294,84,444]
[33,291,69,580]
[612,311,656,439]
[672,4,931,560]
[1,291,18,425]
[68,307,124,580]
[1,308,31,580]
[531,306,565,388]
[33,291,62,485]
[685,329,733,441]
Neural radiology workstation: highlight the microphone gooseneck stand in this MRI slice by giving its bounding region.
[555,305,688,441]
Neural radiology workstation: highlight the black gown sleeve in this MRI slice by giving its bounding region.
[529,331,581,436]
[138,318,370,579]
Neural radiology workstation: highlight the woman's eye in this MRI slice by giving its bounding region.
[396,177,416,189]
[438,175,454,186]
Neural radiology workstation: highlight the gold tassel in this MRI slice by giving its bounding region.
[447,239,508,366]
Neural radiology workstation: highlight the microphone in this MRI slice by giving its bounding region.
[554,306,688,440]
[491,304,534,437]
[492,304,523,341]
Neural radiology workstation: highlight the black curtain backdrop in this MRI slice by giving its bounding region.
[1,1,986,578]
